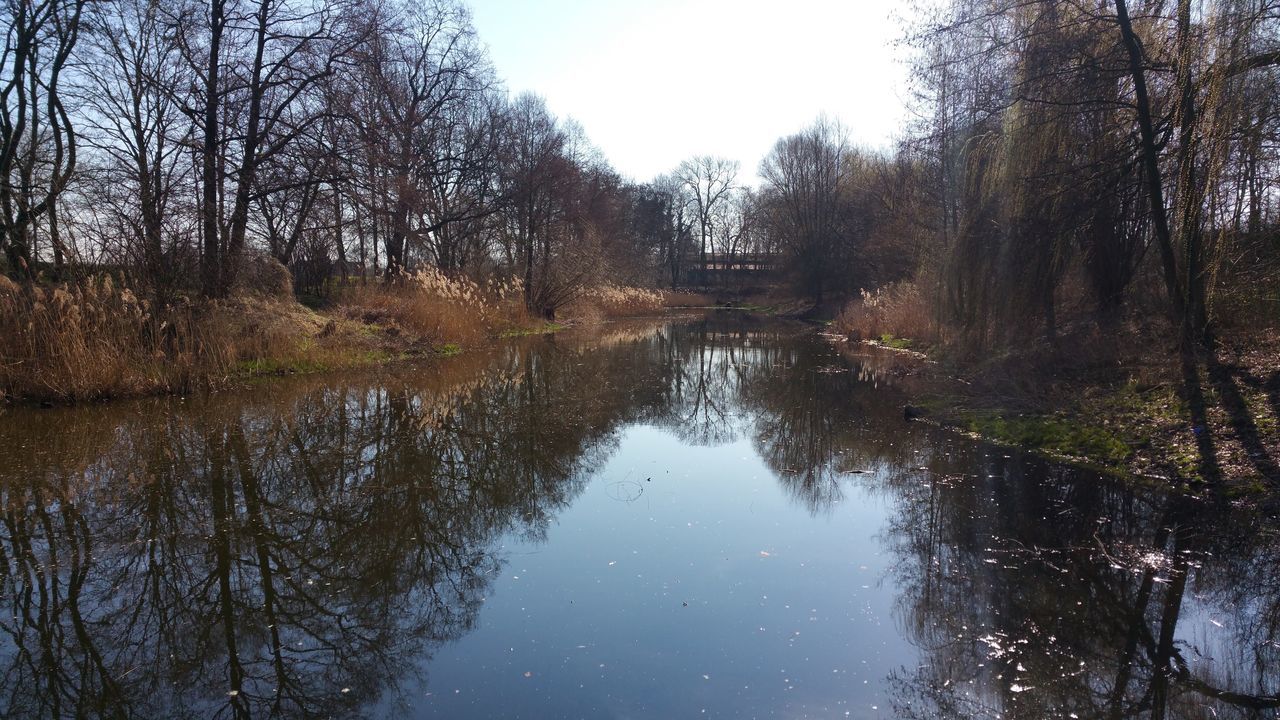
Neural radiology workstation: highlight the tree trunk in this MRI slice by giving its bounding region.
[200,0,225,298]
[386,194,409,279]
[219,0,274,296]
[1173,0,1210,346]
[1114,0,1186,325]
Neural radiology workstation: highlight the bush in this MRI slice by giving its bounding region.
[235,251,294,299]
[834,280,937,345]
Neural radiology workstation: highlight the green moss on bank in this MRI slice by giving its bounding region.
[962,410,1132,466]
[499,322,565,337]
[878,333,914,350]
[926,376,1229,483]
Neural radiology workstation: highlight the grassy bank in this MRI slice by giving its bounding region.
[0,273,699,405]
[830,286,1280,492]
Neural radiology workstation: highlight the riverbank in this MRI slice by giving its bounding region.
[0,273,711,406]
[827,324,1280,495]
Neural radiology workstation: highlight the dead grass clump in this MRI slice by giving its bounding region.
[834,280,937,345]
[234,251,294,299]
[566,285,667,319]
[219,295,329,362]
[337,269,529,343]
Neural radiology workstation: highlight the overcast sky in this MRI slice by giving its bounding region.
[466,0,912,185]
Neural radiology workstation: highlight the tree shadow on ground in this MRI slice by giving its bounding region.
[1208,356,1280,484]
[1179,350,1223,486]
[1181,348,1280,490]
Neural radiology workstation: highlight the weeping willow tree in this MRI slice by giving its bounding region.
[993,1,1076,344]
[940,1,1144,348]
[914,0,1280,350]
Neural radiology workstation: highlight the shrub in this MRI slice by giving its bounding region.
[235,251,294,299]
[834,280,937,346]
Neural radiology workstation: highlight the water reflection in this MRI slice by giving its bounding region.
[0,346,610,718]
[0,316,1276,718]
[884,461,1280,719]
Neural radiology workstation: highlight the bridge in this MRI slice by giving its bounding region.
[684,253,781,286]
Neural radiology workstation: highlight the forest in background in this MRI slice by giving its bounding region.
[1,0,1278,410]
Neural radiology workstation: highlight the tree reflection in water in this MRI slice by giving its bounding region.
[0,316,1276,719]
[0,341,630,718]
[883,456,1280,719]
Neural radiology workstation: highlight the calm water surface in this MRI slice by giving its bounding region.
[1,316,1277,719]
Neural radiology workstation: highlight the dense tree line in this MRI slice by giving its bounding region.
[5,0,1276,334]
[1,0,685,315]
[734,0,1278,344]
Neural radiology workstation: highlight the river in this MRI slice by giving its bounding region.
[0,314,1276,719]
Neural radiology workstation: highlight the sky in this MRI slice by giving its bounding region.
[465,0,913,185]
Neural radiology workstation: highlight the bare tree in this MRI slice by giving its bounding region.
[1116,0,1280,345]
[651,172,696,287]
[498,92,584,316]
[759,117,851,304]
[80,0,191,298]
[350,0,494,279]
[676,155,738,275]
[168,0,355,296]
[0,0,85,278]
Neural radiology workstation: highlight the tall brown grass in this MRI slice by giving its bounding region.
[0,275,234,402]
[661,290,715,308]
[0,273,366,402]
[0,270,688,404]
[577,285,664,318]
[833,280,938,345]
[337,268,530,342]
[564,285,703,320]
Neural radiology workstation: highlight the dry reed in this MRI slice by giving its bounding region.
[0,275,235,401]
[337,269,530,342]
[661,290,715,308]
[0,269,685,404]
[0,273,357,402]
[566,285,669,319]
[833,281,937,345]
